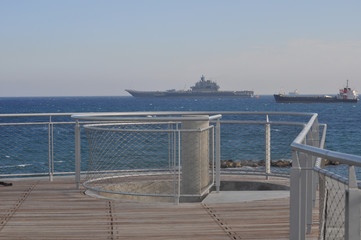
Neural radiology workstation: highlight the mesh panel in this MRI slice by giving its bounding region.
[319,173,346,240]
[83,122,214,202]
[0,124,49,174]
[0,116,89,176]
[52,123,76,172]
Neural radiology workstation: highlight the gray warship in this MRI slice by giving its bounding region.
[125,75,254,98]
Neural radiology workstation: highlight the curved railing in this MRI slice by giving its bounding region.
[71,111,315,191]
[289,112,361,240]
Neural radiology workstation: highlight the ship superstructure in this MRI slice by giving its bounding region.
[337,80,358,100]
[190,75,220,92]
[126,75,254,98]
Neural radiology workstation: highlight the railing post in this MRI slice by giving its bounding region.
[174,128,181,205]
[75,120,81,189]
[305,154,313,234]
[265,115,271,180]
[290,150,306,240]
[211,126,215,190]
[305,132,314,234]
[311,121,320,209]
[176,125,181,205]
[345,166,361,240]
[48,116,54,182]
[171,124,176,204]
[215,118,221,192]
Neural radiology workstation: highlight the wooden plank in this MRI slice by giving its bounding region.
[0,177,319,240]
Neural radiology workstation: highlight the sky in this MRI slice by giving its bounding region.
[1,0,361,97]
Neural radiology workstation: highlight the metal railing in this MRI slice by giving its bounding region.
[2,111,361,238]
[0,111,308,182]
[289,113,361,240]
[0,113,77,180]
[78,118,217,204]
[71,111,312,193]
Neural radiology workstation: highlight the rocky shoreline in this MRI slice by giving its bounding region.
[220,159,341,168]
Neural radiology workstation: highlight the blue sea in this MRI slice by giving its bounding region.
[0,95,360,176]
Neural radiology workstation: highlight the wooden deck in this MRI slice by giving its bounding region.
[0,176,319,240]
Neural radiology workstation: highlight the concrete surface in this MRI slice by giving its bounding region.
[202,190,290,204]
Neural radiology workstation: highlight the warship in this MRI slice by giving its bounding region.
[126,75,254,98]
[274,81,359,103]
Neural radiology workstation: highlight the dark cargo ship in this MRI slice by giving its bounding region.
[126,75,254,98]
[274,81,359,103]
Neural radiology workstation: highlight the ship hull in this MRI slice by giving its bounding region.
[274,94,359,103]
[126,90,254,98]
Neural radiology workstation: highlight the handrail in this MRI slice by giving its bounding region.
[72,113,222,122]
[0,113,75,117]
[291,142,361,167]
[0,111,316,118]
[218,120,306,126]
[290,112,361,167]
[314,123,327,168]
[292,113,318,144]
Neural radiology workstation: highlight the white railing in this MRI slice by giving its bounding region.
[289,113,361,240]
[71,111,312,191]
[0,113,77,180]
[0,111,308,182]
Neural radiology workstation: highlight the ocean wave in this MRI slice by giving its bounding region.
[0,164,33,169]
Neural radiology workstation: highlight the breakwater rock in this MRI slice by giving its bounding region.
[323,159,340,165]
[220,159,291,168]
[220,159,341,168]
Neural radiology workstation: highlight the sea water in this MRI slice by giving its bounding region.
[0,95,360,176]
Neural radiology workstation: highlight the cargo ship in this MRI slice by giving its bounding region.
[125,75,254,98]
[274,81,359,103]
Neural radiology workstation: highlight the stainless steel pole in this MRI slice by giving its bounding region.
[265,115,271,180]
[216,118,221,192]
[345,166,361,240]
[75,120,81,189]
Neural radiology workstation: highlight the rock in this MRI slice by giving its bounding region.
[235,161,242,168]
[323,159,340,165]
[251,162,259,167]
[220,159,293,168]
[221,160,236,168]
[271,159,292,167]
[244,160,254,167]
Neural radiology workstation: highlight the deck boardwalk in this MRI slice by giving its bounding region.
[0,176,319,240]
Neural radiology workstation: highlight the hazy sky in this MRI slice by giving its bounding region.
[1,0,361,97]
